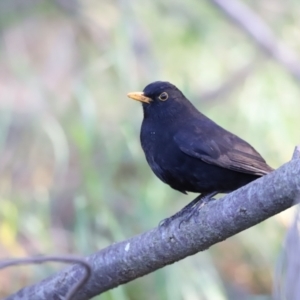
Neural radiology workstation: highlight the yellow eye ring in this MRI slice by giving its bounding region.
[158,92,168,101]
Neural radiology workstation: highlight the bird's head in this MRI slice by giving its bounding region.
[127,81,193,119]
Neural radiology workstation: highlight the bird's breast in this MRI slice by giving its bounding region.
[140,122,175,179]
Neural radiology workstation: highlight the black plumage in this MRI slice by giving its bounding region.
[128,81,273,224]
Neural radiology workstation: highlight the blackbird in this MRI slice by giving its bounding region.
[127,81,273,225]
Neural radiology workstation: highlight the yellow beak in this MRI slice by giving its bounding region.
[127,92,152,104]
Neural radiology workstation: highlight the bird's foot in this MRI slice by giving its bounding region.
[159,215,178,228]
[178,196,216,227]
[159,192,217,229]
[158,196,199,228]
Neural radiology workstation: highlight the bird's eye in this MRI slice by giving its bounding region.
[158,92,168,101]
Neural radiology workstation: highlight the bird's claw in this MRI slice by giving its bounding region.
[159,196,217,229]
[158,216,175,228]
[180,197,213,224]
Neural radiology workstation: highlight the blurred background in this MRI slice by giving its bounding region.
[0,0,299,299]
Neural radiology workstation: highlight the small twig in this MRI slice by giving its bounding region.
[207,0,300,82]
[200,58,261,102]
[292,145,300,160]
[0,256,92,300]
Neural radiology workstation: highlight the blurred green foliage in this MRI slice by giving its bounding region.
[0,0,299,299]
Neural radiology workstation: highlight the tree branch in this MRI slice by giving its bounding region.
[207,0,300,82]
[5,147,300,300]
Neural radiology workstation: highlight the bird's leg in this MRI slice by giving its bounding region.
[159,191,218,228]
[159,196,203,227]
[179,191,218,227]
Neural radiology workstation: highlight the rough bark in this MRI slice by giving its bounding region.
[6,147,300,300]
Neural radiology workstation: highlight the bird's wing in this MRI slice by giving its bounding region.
[174,123,273,176]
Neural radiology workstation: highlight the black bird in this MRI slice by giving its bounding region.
[127,81,273,225]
